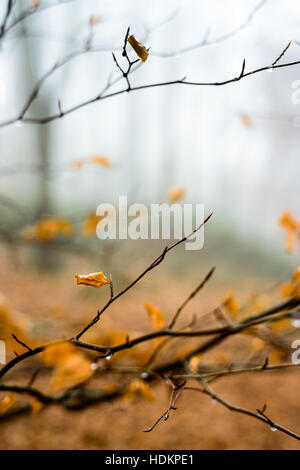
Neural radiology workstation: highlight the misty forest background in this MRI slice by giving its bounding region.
[0,0,299,283]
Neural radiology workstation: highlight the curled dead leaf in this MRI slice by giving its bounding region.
[21,218,74,243]
[30,397,44,416]
[222,289,239,317]
[240,113,253,127]
[0,392,17,414]
[278,211,300,253]
[144,302,164,329]
[83,213,106,237]
[188,354,203,373]
[75,272,108,288]
[128,35,149,62]
[91,155,111,167]
[124,379,155,402]
[89,15,100,26]
[167,186,186,202]
[43,341,93,392]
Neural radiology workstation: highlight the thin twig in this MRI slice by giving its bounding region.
[73,213,212,340]
[199,380,300,441]
[11,333,32,352]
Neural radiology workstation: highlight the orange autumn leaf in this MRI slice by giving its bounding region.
[43,342,93,392]
[269,348,286,363]
[30,397,44,416]
[188,354,203,373]
[171,346,194,362]
[167,186,186,203]
[0,292,31,350]
[247,294,270,316]
[128,35,149,62]
[43,342,76,366]
[280,282,294,297]
[91,155,111,167]
[89,15,100,26]
[269,318,291,333]
[222,289,239,316]
[124,379,155,402]
[72,159,84,170]
[101,330,129,347]
[211,351,231,364]
[250,337,265,352]
[144,302,164,329]
[75,271,108,288]
[241,325,263,337]
[21,217,74,243]
[83,213,106,236]
[280,268,300,297]
[240,113,253,127]
[278,211,299,253]
[278,211,298,231]
[0,392,17,414]
[50,354,93,392]
[293,267,300,284]
[103,383,117,394]
[30,0,39,9]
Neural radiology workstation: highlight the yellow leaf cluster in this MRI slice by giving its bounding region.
[128,35,149,62]
[75,271,108,288]
[294,267,300,283]
[269,348,286,363]
[268,318,290,333]
[124,379,155,402]
[280,282,294,297]
[72,155,112,170]
[0,392,16,414]
[43,342,93,392]
[91,155,111,167]
[83,213,106,236]
[21,218,74,243]
[247,292,269,313]
[278,211,300,253]
[0,292,31,350]
[279,267,300,297]
[167,186,186,202]
[221,289,239,317]
[144,302,164,329]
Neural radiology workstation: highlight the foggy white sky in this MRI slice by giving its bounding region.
[0,0,300,253]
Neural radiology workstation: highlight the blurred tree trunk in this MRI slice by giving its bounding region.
[17,1,54,269]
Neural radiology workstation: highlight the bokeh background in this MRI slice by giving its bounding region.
[0,0,300,450]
